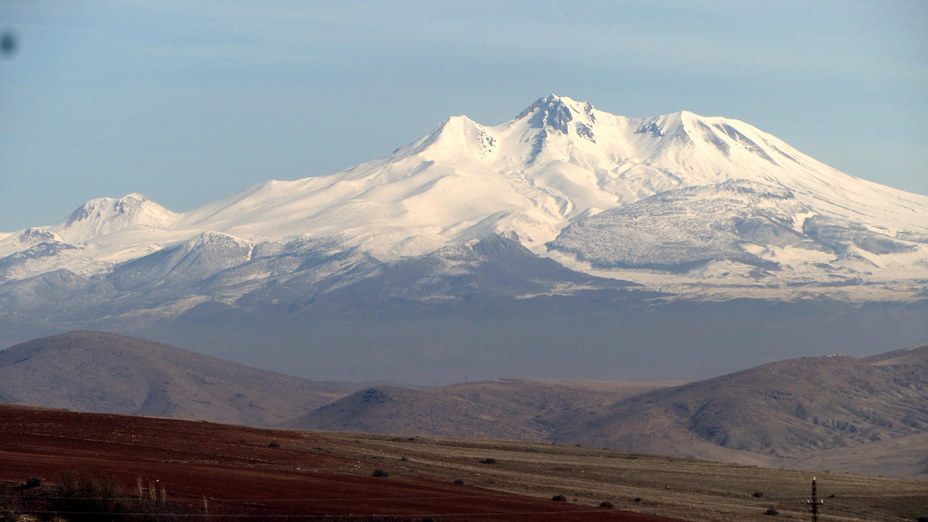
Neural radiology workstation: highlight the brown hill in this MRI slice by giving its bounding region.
[295,347,928,480]
[791,431,928,480]
[3,330,924,481]
[0,331,360,426]
[864,343,928,381]
[550,348,928,477]
[291,378,681,440]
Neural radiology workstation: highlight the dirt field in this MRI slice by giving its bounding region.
[0,403,676,521]
[1,403,925,521]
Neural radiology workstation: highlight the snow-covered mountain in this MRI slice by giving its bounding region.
[2,94,926,302]
[0,193,180,280]
[170,95,928,261]
[3,95,928,383]
[52,193,180,243]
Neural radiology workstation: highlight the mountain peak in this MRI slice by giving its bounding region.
[516,94,596,134]
[397,113,496,160]
[438,114,480,132]
[66,193,152,220]
[52,193,180,243]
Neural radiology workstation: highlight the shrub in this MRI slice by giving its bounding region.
[52,471,187,522]
[752,491,764,498]
[54,471,137,522]
[479,458,496,464]
[764,506,779,516]
[372,469,389,478]
[599,501,614,508]
[551,495,566,502]
[16,478,43,490]
[453,479,464,485]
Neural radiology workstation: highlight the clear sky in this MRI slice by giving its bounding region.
[1,0,926,232]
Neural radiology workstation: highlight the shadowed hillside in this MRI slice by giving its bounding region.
[292,379,679,440]
[0,331,361,426]
[296,347,928,480]
[549,347,928,478]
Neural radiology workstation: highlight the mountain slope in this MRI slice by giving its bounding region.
[291,379,678,440]
[790,431,928,481]
[0,331,360,426]
[549,179,924,293]
[548,347,928,467]
[292,345,928,479]
[164,95,928,268]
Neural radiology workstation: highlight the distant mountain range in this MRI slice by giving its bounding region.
[294,345,928,481]
[1,331,925,480]
[1,95,927,382]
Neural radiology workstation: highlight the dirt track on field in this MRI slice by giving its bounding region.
[0,403,677,521]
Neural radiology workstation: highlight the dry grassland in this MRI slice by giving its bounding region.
[322,433,928,521]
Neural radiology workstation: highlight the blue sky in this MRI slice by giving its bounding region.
[1,0,926,231]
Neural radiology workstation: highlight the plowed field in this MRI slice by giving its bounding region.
[0,404,676,521]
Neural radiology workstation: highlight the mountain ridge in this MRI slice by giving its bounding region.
[3,330,922,480]
[3,94,926,301]
[293,344,928,480]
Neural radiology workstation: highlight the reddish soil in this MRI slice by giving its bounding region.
[0,403,679,521]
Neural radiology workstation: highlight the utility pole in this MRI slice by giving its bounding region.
[806,476,824,522]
